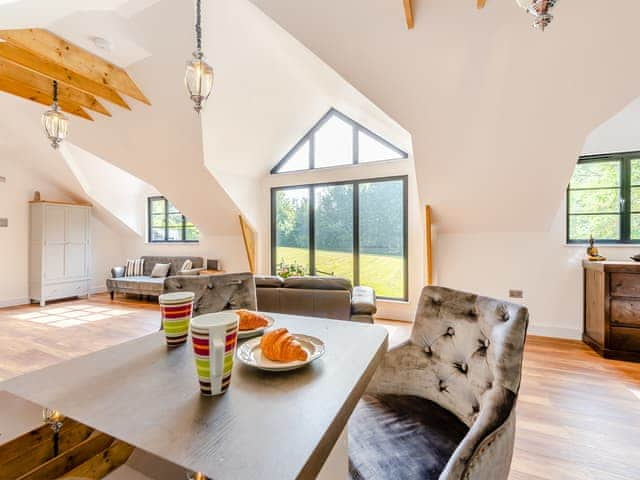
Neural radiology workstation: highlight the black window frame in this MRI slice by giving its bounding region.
[271,175,409,301]
[271,108,409,174]
[147,196,199,244]
[566,152,640,244]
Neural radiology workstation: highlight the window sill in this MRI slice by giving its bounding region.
[145,242,200,246]
[377,298,410,305]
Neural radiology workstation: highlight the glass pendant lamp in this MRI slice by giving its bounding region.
[185,0,214,113]
[42,80,69,149]
[515,0,559,31]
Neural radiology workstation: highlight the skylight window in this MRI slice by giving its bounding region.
[272,109,407,174]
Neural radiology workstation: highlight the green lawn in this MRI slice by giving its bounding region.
[275,246,404,299]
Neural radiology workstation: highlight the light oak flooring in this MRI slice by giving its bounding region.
[1,294,639,479]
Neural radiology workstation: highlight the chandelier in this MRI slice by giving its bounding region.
[516,0,559,31]
[185,0,214,114]
[41,80,69,149]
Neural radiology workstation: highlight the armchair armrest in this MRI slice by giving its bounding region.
[351,286,377,315]
[177,267,205,276]
[111,266,125,278]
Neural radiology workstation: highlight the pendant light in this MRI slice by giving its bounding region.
[42,80,69,149]
[185,0,214,114]
[516,0,559,31]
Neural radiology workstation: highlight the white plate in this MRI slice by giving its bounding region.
[236,334,326,372]
[237,313,275,339]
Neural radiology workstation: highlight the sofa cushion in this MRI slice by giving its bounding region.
[125,259,144,277]
[140,256,204,276]
[283,276,352,291]
[150,263,171,278]
[349,394,468,480]
[351,286,377,315]
[255,275,284,288]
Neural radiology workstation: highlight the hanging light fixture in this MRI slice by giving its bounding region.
[185,0,214,114]
[516,0,559,31]
[42,80,69,149]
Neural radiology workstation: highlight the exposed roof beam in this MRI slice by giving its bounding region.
[0,57,110,116]
[403,0,414,29]
[0,76,93,120]
[477,0,487,9]
[0,29,150,105]
[0,42,130,109]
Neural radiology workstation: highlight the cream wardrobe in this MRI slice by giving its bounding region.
[29,201,92,306]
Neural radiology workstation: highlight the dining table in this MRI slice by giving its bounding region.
[0,312,388,479]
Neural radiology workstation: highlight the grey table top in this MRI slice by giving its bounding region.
[0,314,388,479]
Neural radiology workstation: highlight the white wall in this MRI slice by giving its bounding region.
[0,158,124,306]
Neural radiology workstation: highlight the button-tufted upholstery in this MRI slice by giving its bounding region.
[162,272,257,317]
[349,286,529,480]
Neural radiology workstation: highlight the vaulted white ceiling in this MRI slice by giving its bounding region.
[249,0,640,233]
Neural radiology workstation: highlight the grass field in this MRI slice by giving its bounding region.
[275,246,404,299]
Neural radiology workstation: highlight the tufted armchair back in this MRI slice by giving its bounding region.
[163,272,257,316]
[367,286,529,479]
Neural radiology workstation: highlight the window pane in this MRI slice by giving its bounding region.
[631,159,640,185]
[631,214,640,240]
[150,199,166,214]
[315,114,353,168]
[275,188,310,276]
[151,214,166,228]
[314,184,354,282]
[150,227,166,242]
[569,215,620,241]
[631,187,640,212]
[569,161,620,189]
[167,213,183,229]
[278,140,310,173]
[359,180,405,299]
[569,189,620,214]
[167,228,183,242]
[358,130,403,163]
[185,226,200,242]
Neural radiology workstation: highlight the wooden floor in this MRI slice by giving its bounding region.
[1,295,639,479]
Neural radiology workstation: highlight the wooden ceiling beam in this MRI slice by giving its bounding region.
[477,0,487,9]
[0,57,110,116]
[0,29,150,105]
[0,76,93,120]
[0,43,131,110]
[403,0,415,29]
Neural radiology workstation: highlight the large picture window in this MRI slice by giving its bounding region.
[271,176,408,300]
[567,152,640,243]
[148,196,200,243]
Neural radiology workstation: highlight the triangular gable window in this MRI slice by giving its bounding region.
[272,109,408,174]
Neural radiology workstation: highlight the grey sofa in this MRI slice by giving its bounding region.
[255,275,377,323]
[163,272,257,317]
[107,256,205,300]
[349,286,529,480]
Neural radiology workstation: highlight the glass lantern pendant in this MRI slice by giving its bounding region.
[185,0,214,114]
[42,80,69,149]
[516,0,559,31]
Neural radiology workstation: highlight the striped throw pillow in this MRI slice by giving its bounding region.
[125,258,145,277]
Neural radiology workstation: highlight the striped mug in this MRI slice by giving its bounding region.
[159,292,195,348]
[191,311,239,396]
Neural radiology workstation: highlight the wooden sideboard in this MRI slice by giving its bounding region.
[583,260,640,362]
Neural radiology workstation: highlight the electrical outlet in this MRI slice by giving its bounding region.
[0,218,8,227]
[509,289,523,299]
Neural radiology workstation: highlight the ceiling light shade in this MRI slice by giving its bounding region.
[185,0,214,114]
[185,54,214,114]
[42,80,69,149]
[516,0,559,31]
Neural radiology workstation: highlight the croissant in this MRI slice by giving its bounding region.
[260,328,308,362]
[237,309,269,331]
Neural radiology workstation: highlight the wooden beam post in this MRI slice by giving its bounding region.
[403,0,415,29]
[425,205,433,285]
[477,0,488,9]
[239,215,257,274]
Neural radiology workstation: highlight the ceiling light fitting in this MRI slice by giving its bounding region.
[42,80,69,149]
[185,0,214,114]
